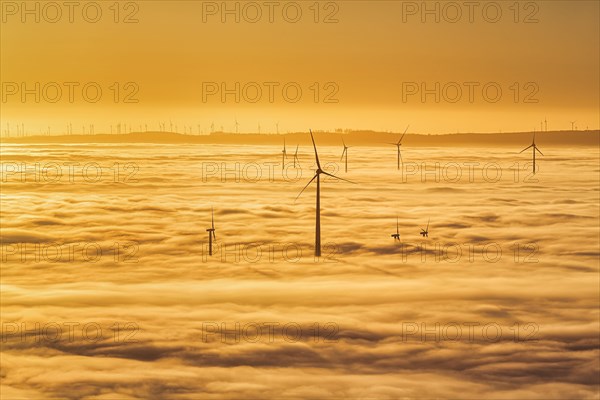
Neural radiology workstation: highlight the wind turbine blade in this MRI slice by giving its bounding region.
[426,218,430,231]
[400,125,409,142]
[321,171,356,184]
[309,130,321,169]
[211,207,214,229]
[386,143,398,145]
[340,148,347,161]
[396,216,399,235]
[535,147,544,156]
[295,174,318,201]
[399,149,403,163]
[342,137,346,147]
[519,144,534,153]
[213,231,216,240]
[295,144,299,156]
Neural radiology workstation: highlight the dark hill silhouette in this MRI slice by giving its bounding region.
[2,130,598,147]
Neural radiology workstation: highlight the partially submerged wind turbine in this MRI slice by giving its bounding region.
[340,138,350,173]
[391,217,400,241]
[388,125,409,170]
[420,218,429,238]
[296,130,354,257]
[519,134,544,174]
[206,207,217,256]
[282,138,288,171]
[293,144,300,168]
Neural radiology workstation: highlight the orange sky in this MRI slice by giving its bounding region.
[1,0,599,134]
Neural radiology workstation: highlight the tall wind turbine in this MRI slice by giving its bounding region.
[388,125,409,170]
[296,130,354,257]
[282,138,287,171]
[293,145,300,168]
[340,138,350,173]
[519,134,544,174]
[206,207,216,256]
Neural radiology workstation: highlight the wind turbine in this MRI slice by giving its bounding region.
[282,138,287,171]
[206,207,216,256]
[420,218,429,238]
[235,118,239,133]
[340,138,350,173]
[391,217,400,241]
[276,122,280,134]
[570,121,576,131]
[296,130,354,257]
[388,125,409,170]
[293,144,300,168]
[519,134,544,174]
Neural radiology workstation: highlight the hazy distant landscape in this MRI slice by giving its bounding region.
[3,130,599,147]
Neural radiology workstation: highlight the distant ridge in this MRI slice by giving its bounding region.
[2,130,598,147]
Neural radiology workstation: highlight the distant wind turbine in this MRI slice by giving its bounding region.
[293,145,300,168]
[296,130,355,257]
[570,121,576,131]
[340,138,350,173]
[519,134,544,174]
[420,219,429,238]
[206,207,217,256]
[282,138,287,171]
[391,217,400,241]
[388,125,409,170]
[235,118,239,133]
